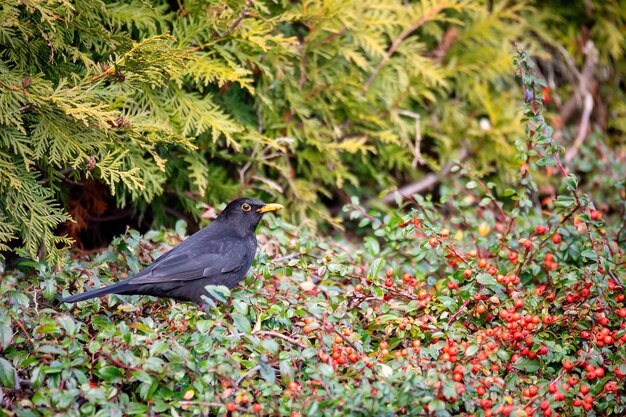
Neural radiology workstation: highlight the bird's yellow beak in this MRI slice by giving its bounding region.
[256,203,283,214]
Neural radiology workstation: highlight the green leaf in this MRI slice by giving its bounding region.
[438,296,458,309]
[126,403,149,415]
[465,345,479,357]
[205,285,231,303]
[476,273,504,290]
[232,313,251,334]
[367,258,384,279]
[536,157,556,166]
[580,250,596,259]
[0,315,12,349]
[0,357,16,388]
[564,175,578,191]
[512,358,540,372]
[96,366,124,383]
[35,323,60,335]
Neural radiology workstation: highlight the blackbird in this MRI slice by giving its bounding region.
[62,198,282,305]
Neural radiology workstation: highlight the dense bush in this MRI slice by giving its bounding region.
[2,0,625,260]
[1,49,625,416]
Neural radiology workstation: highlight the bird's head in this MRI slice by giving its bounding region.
[217,198,283,232]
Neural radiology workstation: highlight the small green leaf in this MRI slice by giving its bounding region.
[476,273,504,290]
[580,250,596,259]
[205,285,231,303]
[96,366,124,382]
[0,357,17,388]
[465,345,479,357]
[564,175,578,191]
[232,313,251,333]
[35,323,60,335]
[512,358,540,372]
[367,258,384,279]
[0,315,12,349]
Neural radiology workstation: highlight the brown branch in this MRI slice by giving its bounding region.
[253,330,306,348]
[564,91,593,162]
[447,298,471,325]
[433,27,458,64]
[564,41,598,162]
[9,311,33,347]
[229,0,253,33]
[558,41,598,125]
[100,352,143,372]
[364,3,446,92]
[380,147,470,204]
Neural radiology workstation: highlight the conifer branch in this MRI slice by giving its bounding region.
[364,3,447,92]
[229,0,254,33]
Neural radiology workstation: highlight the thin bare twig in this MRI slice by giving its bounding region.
[8,311,33,347]
[253,330,306,348]
[565,41,598,162]
[565,91,593,162]
[380,147,470,204]
[236,365,261,387]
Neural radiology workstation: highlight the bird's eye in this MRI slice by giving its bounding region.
[241,203,252,212]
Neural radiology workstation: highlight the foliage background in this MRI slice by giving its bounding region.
[0,0,625,416]
[1,0,624,260]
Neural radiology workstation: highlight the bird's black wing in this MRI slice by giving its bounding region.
[130,237,251,284]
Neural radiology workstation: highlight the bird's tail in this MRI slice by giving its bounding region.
[62,281,131,303]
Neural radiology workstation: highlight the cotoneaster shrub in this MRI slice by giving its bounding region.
[3,0,625,261]
[1,47,625,417]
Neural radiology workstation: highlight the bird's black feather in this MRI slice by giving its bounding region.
[62,198,281,305]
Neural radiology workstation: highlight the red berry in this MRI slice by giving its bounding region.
[535,225,547,235]
[384,278,393,287]
[551,234,561,244]
[253,403,263,413]
[226,403,237,412]
[463,269,472,279]
[542,86,551,104]
[563,360,574,370]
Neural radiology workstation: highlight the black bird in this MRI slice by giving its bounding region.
[62,198,283,305]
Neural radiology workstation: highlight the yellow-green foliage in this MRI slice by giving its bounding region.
[0,0,624,261]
